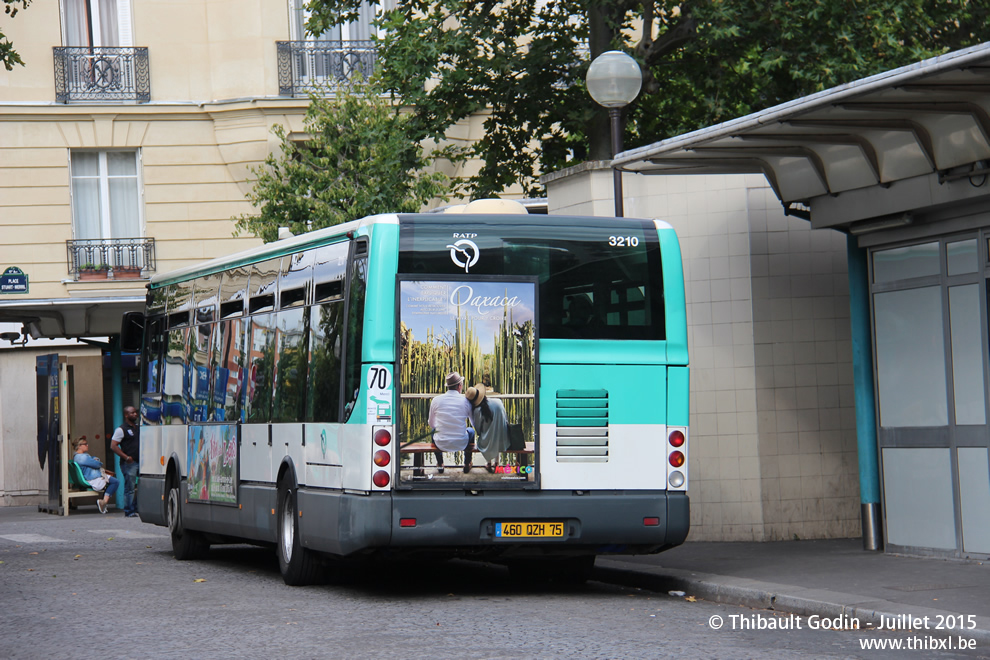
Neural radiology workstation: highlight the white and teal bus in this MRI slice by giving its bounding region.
[124,209,690,585]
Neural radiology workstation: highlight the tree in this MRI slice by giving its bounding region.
[1,0,29,71]
[306,0,990,197]
[236,77,458,243]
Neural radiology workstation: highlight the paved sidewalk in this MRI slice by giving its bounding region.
[597,539,990,645]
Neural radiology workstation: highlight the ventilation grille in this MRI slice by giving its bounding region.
[555,389,608,462]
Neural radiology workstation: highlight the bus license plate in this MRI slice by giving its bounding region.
[496,522,565,538]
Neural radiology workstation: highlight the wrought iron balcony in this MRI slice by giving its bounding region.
[53,47,151,103]
[66,238,156,281]
[277,40,376,97]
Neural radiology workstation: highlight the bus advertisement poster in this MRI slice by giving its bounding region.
[187,424,238,504]
[397,277,538,487]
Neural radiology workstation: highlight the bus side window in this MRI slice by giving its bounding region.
[279,251,313,307]
[163,326,189,424]
[189,320,212,423]
[342,243,368,422]
[170,280,194,318]
[210,318,243,422]
[308,300,343,423]
[194,273,221,322]
[273,306,309,423]
[219,266,249,319]
[244,313,276,424]
[248,259,279,314]
[307,242,348,424]
[141,315,166,426]
[144,316,165,394]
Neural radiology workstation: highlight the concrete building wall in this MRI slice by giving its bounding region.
[546,165,861,542]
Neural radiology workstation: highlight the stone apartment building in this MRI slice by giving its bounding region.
[0,0,423,505]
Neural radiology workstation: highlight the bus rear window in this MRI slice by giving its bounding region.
[397,216,665,340]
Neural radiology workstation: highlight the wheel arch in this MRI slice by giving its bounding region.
[277,457,298,489]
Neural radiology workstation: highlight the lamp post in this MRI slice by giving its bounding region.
[586,50,642,217]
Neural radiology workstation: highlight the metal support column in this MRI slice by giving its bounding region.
[110,335,125,510]
[847,235,882,550]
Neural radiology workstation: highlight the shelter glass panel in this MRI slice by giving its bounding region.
[874,286,947,426]
[872,242,939,284]
[947,239,978,276]
[948,284,985,425]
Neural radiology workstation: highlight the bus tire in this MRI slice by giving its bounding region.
[167,473,209,561]
[276,479,323,586]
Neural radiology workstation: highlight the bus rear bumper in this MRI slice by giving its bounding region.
[391,490,689,554]
[298,488,688,557]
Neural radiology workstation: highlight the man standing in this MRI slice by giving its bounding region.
[428,372,475,473]
[111,405,140,517]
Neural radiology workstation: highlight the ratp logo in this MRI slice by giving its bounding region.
[446,239,480,273]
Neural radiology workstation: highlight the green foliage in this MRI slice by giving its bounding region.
[1,0,29,71]
[236,77,458,243]
[306,0,990,197]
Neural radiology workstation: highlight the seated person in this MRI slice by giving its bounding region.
[428,372,476,473]
[465,383,510,473]
[72,437,118,514]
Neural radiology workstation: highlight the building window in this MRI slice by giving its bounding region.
[70,150,142,242]
[62,0,133,47]
[289,0,392,42]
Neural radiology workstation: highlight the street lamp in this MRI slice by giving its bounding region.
[586,50,642,217]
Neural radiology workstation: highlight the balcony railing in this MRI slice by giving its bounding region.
[66,238,156,281]
[53,47,151,103]
[277,40,376,97]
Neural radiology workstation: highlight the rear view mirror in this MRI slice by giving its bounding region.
[120,311,145,352]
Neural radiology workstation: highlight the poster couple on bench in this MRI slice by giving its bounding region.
[398,277,537,487]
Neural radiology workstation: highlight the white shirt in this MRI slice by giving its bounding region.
[428,389,473,451]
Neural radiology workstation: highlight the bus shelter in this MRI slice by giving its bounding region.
[613,43,990,558]
[0,295,144,511]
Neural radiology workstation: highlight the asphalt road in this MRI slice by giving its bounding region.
[1,510,987,659]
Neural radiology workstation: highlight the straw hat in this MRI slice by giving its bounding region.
[445,372,464,389]
[465,383,487,407]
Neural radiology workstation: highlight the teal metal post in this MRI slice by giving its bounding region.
[847,235,882,550]
[110,335,125,510]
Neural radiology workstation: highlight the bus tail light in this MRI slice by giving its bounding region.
[372,426,392,490]
[400,518,416,528]
[665,426,689,491]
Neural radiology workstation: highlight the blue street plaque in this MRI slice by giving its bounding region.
[0,267,28,294]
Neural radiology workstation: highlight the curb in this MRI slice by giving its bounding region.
[594,561,990,647]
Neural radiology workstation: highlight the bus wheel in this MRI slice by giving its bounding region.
[167,474,208,561]
[276,479,323,586]
[508,555,595,585]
